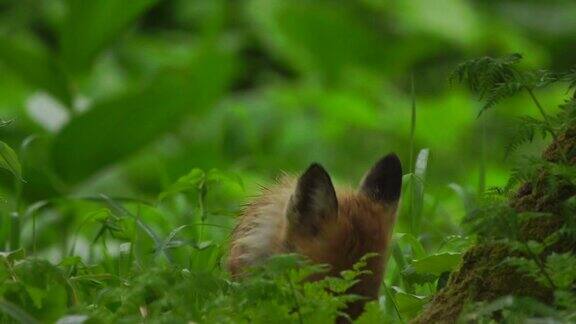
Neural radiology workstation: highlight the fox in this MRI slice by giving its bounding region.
[227,153,402,319]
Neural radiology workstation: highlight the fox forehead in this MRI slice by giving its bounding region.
[289,191,396,264]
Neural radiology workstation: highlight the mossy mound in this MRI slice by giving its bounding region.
[412,128,576,323]
[412,243,552,324]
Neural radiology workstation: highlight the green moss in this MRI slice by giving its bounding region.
[543,126,576,164]
[411,243,551,324]
[412,127,576,323]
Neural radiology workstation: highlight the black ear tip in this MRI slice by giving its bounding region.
[360,153,403,203]
[380,153,402,174]
[303,163,329,177]
[307,162,325,171]
[298,163,333,189]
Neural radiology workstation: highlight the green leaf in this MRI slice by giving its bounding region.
[355,301,388,323]
[394,0,481,46]
[60,0,159,73]
[52,48,235,183]
[411,252,462,276]
[0,34,71,106]
[0,141,23,181]
[248,0,388,80]
[25,285,46,309]
[393,233,427,259]
[401,148,430,234]
[159,169,206,201]
[401,265,437,285]
[392,287,428,318]
[206,169,243,187]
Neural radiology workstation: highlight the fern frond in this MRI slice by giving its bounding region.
[505,117,550,158]
[464,195,518,239]
[553,103,574,130]
[481,81,523,115]
[563,66,576,92]
[450,53,522,95]
[505,157,544,193]
[450,54,567,117]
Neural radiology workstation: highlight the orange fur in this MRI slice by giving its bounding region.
[228,175,399,318]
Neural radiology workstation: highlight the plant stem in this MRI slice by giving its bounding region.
[409,74,417,235]
[525,87,557,139]
[478,113,487,196]
[383,281,405,324]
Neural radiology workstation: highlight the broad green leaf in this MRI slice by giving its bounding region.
[52,48,235,183]
[248,0,388,80]
[0,35,71,106]
[393,233,427,259]
[393,0,481,46]
[206,169,244,190]
[60,0,159,73]
[411,252,462,276]
[391,287,428,318]
[401,265,437,285]
[0,141,23,181]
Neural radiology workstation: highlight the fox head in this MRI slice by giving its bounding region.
[285,153,402,318]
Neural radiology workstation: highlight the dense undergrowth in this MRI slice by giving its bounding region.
[0,55,575,323]
[415,55,576,323]
[1,1,576,323]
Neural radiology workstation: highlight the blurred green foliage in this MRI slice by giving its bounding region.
[0,0,575,322]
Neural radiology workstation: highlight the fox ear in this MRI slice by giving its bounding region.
[359,153,403,204]
[286,163,338,234]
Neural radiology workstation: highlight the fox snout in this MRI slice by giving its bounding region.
[228,153,402,319]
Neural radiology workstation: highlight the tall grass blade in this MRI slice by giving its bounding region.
[410,149,429,235]
[0,300,39,324]
[99,195,170,263]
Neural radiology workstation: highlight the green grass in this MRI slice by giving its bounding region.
[0,147,470,323]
